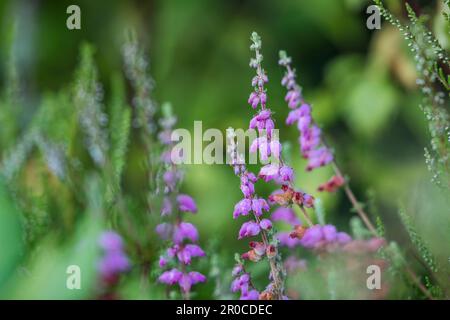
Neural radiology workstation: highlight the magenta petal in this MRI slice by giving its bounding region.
[177,194,198,213]
[159,268,183,285]
[238,221,261,239]
[173,222,199,244]
[189,271,206,284]
[99,231,123,252]
[259,219,272,230]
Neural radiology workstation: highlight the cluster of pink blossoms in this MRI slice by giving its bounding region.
[279,52,334,172]
[98,231,130,285]
[156,106,206,296]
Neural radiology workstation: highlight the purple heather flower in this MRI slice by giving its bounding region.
[259,219,272,230]
[271,207,300,226]
[306,147,333,171]
[296,104,312,132]
[251,198,269,216]
[250,110,275,136]
[251,73,268,87]
[173,222,199,244]
[189,271,207,284]
[157,107,206,296]
[256,109,271,120]
[248,91,260,109]
[238,221,261,239]
[250,136,281,161]
[286,108,301,125]
[337,232,352,244]
[297,116,312,133]
[231,273,250,293]
[178,271,207,293]
[161,270,206,293]
[303,193,315,208]
[175,244,205,265]
[279,165,294,182]
[300,225,323,248]
[300,125,321,156]
[259,92,267,107]
[98,251,130,278]
[240,181,255,198]
[232,264,244,277]
[178,275,192,293]
[276,232,302,248]
[285,89,301,109]
[177,194,198,213]
[265,118,275,135]
[159,268,183,285]
[240,289,260,300]
[233,198,252,218]
[280,52,335,174]
[250,137,269,161]
[99,231,124,252]
[159,256,168,268]
[258,163,280,182]
[246,172,258,183]
[269,140,282,159]
[322,225,337,242]
[300,224,353,249]
[163,170,182,192]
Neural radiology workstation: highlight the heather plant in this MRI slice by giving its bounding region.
[156,103,206,299]
[372,0,450,299]
[0,0,449,301]
[375,0,450,188]
[0,29,208,299]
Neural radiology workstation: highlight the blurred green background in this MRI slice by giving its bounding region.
[0,0,448,299]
